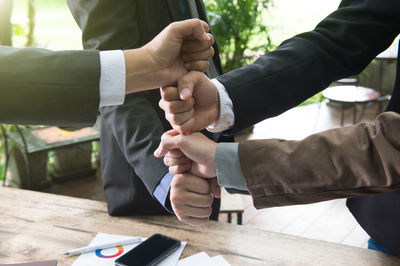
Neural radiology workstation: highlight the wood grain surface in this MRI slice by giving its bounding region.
[0,187,399,266]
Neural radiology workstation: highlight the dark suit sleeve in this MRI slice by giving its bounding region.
[217,0,400,133]
[0,46,100,126]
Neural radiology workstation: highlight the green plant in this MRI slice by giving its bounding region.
[0,125,35,181]
[205,0,275,73]
[299,92,324,106]
[12,0,36,47]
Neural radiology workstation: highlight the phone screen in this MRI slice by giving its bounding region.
[115,234,181,266]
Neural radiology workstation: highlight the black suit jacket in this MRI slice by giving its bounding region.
[68,0,227,215]
[217,0,400,256]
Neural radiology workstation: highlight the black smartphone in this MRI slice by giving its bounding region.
[115,233,181,266]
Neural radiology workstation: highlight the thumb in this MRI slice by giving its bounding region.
[154,130,180,157]
[171,19,210,42]
[178,71,204,100]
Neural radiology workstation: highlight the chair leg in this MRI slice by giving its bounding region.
[237,213,243,225]
[227,213,232,223]
[340,103,345,126]
[353,103,357,124]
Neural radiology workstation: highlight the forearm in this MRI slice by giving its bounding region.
[239,112,400,209]
[0,46,100,126]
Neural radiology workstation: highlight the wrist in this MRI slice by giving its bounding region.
[211,91,220,124]
[123,48,156,94]
[207,78,234,132]
[208,141,218,176]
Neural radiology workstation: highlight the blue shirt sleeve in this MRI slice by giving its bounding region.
[153,172,174,213]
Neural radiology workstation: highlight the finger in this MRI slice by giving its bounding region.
[177,71,205,100]
[171,191,213,208]
[155,131,180,157]
[184,61,210,73]
[160,86,180,101]
[159,98,194,114]
[172,202,212,218]
[171,118,196,135]
[154,134,183,157]
[165,149,184,158]
[170,19,210,42]
[209,178,221,198]
[184,176,211,195]
[192,20,210,41]
[172,173,210,194]
[160,129,180,141]
[165,108,195,126]
[182,34,214,52]
[176,215,209,226]
[164,155,191,166]
[169,164,192,174]
[182,47,214,62]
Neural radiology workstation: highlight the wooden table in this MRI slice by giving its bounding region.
[1,187,399,266]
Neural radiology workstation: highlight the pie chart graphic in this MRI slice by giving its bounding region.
[95,245,124,258]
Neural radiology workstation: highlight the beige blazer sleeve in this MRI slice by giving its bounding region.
[239,111,400,209]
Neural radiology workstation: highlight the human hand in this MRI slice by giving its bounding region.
[169,172,216,226]
[159,71,220,134]
[124,19,215,94]
[154,130,218,179]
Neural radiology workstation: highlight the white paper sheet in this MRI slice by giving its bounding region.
[177,252,217,266]
[72,233,186,266]
[211,255,231,266]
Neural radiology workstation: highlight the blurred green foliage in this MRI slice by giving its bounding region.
[205,0,276,73]
[298,92,324,106]
[1,0,37,181]
[12,0,36,47]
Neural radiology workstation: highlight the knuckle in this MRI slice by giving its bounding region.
[166,103,174,113]
[158,99,165,109]
[207,195,213,206]
[176,135,185,147]
[173,125,185,134]
[170,193,180,204]
[207,207,212,217]
[171,114,182,124]
[163,157,171,166]
[165,113,174,123]
[172,174,185,186]
[180,75,192,86]
[169,166,177,175]
[208,35,215,46]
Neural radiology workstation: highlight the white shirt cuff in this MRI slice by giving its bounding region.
[206,79,234,132]
[99,50,126,107]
